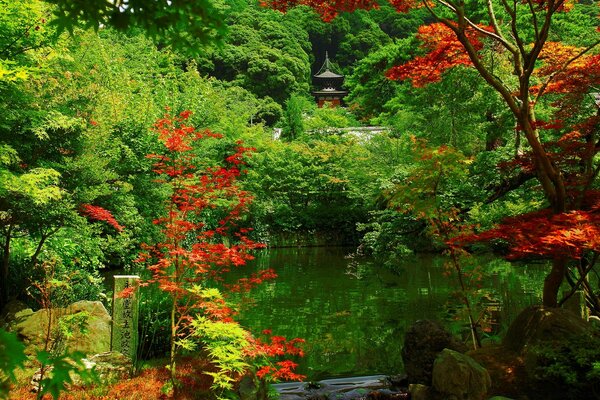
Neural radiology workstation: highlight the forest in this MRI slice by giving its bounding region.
[0,0,599,399]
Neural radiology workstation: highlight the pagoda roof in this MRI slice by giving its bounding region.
[314,51,344,79]
[314,69,344,79]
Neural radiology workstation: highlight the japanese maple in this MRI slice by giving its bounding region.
[79,204,124,232]
[137,111,303,395]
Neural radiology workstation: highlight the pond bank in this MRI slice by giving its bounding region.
[274,375,408,400]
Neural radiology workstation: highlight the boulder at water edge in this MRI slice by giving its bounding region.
[15,300,111,356]
[502,306,590,353]
[432,349,491,400]
[408,384,431,400]
[401,320,468,385]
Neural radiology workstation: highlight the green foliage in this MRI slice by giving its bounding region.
[45,0,228,54]
[198,5,311,106]
[246,134,376,243]
[356,141,474,259]
[528,333,600,400]
[336,11,391,67]
[281,94,310,141]
[57,312,89,340]
[190,313,250,394]
[35,350,95,400]
[357,209,425,263]
[0,329,26,398]
[345,39,414,122]
[303,106,360,132]
[137,284,172,360]
[0,0,56,81]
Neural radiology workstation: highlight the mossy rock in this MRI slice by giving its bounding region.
[15,300,111,357]
[401,320,467,385]
[432,349,491,400]
[503,306,591,353]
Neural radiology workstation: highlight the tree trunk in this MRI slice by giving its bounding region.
[31,230,56,268]
[1,224,13,309]
[543,257,568,307]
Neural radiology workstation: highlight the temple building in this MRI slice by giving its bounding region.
[312,52,347,108]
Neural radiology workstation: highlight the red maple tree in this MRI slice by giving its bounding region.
[137,111,304,392]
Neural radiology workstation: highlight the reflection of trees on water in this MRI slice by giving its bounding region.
[228,248,546,379]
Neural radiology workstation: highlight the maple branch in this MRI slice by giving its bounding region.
[526,0,540,40]
[509,0,528,73]
[483,170,536,204]
[462,16,516,54]
[523,0,555,80]
[483,0,517,55]
[552,0,567,13]
[0,23,36,58]
[533,38,600,105]
[451,24,520,115]
[485,0,502,35]
[434,0,458,13]
[423,0,457,32]
[434,0,457,14]
[559,253,598,307]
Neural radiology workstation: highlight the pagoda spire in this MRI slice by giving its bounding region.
[316,51,337,76]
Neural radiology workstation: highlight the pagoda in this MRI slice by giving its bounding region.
[312,52,347,108]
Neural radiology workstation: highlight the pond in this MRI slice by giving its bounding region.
[230,247,548,381]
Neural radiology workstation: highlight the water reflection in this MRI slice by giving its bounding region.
[229,247,547,380]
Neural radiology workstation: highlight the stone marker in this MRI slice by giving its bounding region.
[111,275,140,362]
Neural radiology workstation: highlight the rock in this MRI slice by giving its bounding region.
[401,320,468,385]
[503,306,590,353]
[366,389,409,399]
[31,365,50,392]
[15,300,111,356]
[0,300,32,330]
[467,345,526,399]
[31,351,130,392]
[432,349,491,400]
[408,384,432,400]
[387,374,408,390]
[85,351,131,381]
[238,372,268,400]
[306,395,329,400]
[343,388,370,399]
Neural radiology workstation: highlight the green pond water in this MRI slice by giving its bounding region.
[230,247,548,381]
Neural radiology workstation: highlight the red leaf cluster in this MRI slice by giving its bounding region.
[536,42,600,96]
[256,360,305,381]
[248,333,306,381]
[79,203,124,232]
[386,23,487,87]
[453,194,600,259]
[226,268,278,292]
